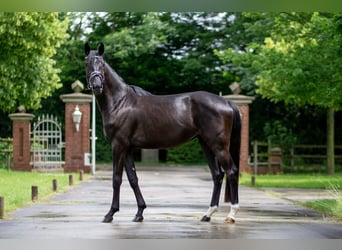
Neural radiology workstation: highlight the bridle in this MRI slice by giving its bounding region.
[88,71,105,90]
[86,56,105,91]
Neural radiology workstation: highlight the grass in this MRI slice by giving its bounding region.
[304,186,342,221]
[239,173,342,189]
[0,170,89,217]
[304,199,337,218]
[239,173,342,221]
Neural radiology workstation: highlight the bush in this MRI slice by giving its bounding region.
[0,140,12,170]
[95,139,112,163]
[167,139,206,164]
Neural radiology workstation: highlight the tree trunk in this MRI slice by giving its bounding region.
[326,107,335,175]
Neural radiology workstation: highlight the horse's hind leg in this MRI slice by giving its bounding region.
[125,152,146,222]
[199,139,224,222]
[219,152,239,224]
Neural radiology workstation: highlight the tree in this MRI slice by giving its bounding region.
[51,12,300,163]
[51,12,251,162]
[86,12,254,95]
[92,12,259,162]
[0,12,68,113]
[217,12,342,174]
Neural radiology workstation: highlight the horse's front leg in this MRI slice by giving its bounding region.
[125,152,146,222]
[103,148,125,223]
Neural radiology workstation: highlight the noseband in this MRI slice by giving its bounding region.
[88,71,105,90]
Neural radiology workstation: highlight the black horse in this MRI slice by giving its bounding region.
[84,43,241,224]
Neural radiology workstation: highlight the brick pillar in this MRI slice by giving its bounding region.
[8,110,35,171]
[223,94,254,173]
[60,80,92,173]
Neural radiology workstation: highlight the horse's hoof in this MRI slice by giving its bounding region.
[102,216,113,223]
[132,215,144,222]
[200,215,211,222]
[224,217,235,224]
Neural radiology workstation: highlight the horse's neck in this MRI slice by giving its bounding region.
[96,63,129,114]
[104,63,127,93]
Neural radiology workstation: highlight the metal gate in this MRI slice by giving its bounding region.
[31,114,64,171]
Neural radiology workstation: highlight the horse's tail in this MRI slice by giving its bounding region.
[224,101,241,203]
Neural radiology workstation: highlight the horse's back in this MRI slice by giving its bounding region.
[135,91,234,125]
[188,91,235,123]
[137,90,231,109]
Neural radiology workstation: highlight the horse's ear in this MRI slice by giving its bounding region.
[98,43,104,56]
[85,42,91,56]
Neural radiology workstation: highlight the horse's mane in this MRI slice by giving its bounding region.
[104,61,126,85]
[130,85,152,96]
[104,61,152,97]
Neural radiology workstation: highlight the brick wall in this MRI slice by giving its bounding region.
[60,81,92,173]
[237,104,250,173]
[64,103,91,173]
[9,113,35,171]
[224,94,254,174]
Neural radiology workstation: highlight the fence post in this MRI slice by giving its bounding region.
[69,175,73,186]
[31,186,38,201]
[52,179,58,192]
[79,170,84,181]
[290,145,294,169]
[0,196,4,219]
[267,139,272,174]
[251,140,258,186]
[6,139,12,171]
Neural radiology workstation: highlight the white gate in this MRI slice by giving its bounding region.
[31,114,65,171]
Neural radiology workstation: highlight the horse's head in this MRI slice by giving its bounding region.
[84,43,105,95]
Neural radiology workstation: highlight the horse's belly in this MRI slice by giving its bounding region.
[132,125,197,149]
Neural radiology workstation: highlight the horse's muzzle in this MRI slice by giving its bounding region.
[92,86,103,95]
[88,73,104,95]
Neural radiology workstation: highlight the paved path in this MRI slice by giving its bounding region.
[0,167,341,239]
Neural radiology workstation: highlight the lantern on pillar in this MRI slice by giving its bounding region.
[72,105,82,132]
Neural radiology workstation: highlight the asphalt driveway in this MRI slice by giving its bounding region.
[0,166,341,239]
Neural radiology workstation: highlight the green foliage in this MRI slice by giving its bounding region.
[0,140,12,170]
[217,12,342,110]
[302,184,342,221]
[94,118,112,163]
[0,12,69,113]
[84,12,253,95]
[264,120,297,145]
[2,12,340,166]
[240,173,342,189]
[104,13,171,59]
[330,184,342,220]
[167,139,206,164]
[304,199,336,217]
[240,173,342,221]
[76,12,257,162]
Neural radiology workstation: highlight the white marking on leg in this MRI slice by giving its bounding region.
[226,204,239,222]
[204,206,218,217]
